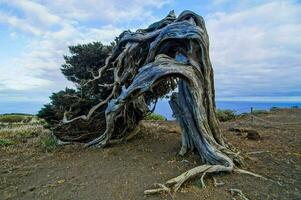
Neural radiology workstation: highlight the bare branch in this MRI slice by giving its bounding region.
[81,55,112,87]
[62,84,117,124]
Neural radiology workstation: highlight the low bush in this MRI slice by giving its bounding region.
[251,109,269,115]
[270,107,279,111]
[0,139,14,147]
[40,134,58,152]
[145,113,166,121]
[216,109,236,122]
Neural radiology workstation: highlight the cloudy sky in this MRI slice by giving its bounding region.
[0,0,301,114]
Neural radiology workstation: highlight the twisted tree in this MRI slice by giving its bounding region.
[41,10,267,195]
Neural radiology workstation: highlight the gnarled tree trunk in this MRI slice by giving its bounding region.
[54,10,266,195]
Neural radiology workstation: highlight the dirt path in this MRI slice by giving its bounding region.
[1,109,300,200]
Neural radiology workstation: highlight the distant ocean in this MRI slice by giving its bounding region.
[1,100,300,119]
[216,101,301,113]
[154,100,301,120]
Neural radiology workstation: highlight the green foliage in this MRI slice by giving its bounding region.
[252,109,269,115]
[61,42,113,85]
[40,134,58,152]
[0,114,33,123]
[38,42,113,126]
[38,118,49,128]
[37,89,79,125]
[145,113,165,121]
[0,139,14,147]
[37,104,56,124]
[270,107,279,111]
[216,109,236,122]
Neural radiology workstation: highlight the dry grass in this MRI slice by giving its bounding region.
[0,116,57,153]
[216,109,236,122]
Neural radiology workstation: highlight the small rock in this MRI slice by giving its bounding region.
[246,130,261,140]
[28,186,36,191]
[228,127,247,134]
[57,179,65,184]
[236,132,243,136]
[228,127,243,132]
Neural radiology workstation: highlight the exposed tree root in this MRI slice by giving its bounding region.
[144,163,269,196]
[213,177,224,187]
[233,168,268,180]
[144,163,232,195]
[229,188,249,200]
[144,183,172,196]
[245,150,270,155]
[199,172,207,188]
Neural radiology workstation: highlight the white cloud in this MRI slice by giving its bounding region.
[0,11,43,35]
[0,24,123,91]
[36,0,171,23]
[0,59,52,90]
[9,31,18,39]
[0,0,300,112]
[7,0,61,25]
[206,0,301,98]
[0,0,169,96]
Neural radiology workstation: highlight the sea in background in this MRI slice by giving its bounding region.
[1,100,301,119]
[154,100,301,120]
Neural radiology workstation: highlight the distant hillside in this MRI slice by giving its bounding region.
[0,113,34,116]
[0,113,35,123]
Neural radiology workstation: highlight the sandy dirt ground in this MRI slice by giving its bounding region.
[1,108,300,200]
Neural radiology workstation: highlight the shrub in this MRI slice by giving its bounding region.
[251,109,269,115]
[270,107,279,111]
[40,134,58,152]
[145,113,166,121]
[0,139,14,147]
[216,109,236,122]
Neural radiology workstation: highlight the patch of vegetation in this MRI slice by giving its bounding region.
[0,125,42,138]
[270,107,279,111]
[0,138,14,147]
[0,116,57,152]
[40,134,58,152]
[0,114,33,123]
[0,123,45,149]
[216,109,236,122]
[251,109,269,115]
[37,42,114,128]
[145,113,166,121]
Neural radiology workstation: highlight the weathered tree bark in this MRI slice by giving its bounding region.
[54,10,267,194]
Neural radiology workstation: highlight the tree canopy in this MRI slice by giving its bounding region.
[38,42,114,141]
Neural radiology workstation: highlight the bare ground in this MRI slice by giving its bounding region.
[1,108,300,200]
